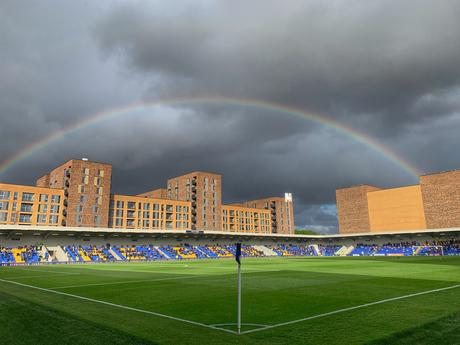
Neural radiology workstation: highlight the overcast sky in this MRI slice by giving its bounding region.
[1,0,460,233]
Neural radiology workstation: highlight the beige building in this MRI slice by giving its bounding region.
[0,183,64,226]
[1,158,295,234]
[222,204,271,233]
[109,194,190,230]
[336,169,460,234]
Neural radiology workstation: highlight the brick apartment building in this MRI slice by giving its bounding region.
[0,158,295,234]
[336,169,460,234]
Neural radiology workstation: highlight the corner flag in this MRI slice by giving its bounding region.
[235,242,242,333]
[235,243,242,265]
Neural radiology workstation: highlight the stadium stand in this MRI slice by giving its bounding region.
[1,239,459,265]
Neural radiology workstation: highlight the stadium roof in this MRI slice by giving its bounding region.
[0,225,458,241]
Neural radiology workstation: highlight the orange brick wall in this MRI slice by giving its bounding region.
[336,185,380,234]
[420,170,460,229]
[367,185,427,232]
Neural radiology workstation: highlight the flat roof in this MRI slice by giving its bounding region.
[0,225,458,240]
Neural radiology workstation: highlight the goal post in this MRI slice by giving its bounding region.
[414,245,444,256]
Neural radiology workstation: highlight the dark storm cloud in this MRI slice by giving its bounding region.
[94,0,460,130]
[1,1,460,232]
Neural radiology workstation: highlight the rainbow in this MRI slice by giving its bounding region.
[0,96,421,179]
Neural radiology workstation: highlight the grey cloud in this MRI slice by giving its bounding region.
[1,1,460,233]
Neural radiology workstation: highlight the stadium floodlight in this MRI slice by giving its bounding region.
[235,242,242,334]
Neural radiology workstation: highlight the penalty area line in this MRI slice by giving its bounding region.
[241,283,460,335]
[0,278,237,335]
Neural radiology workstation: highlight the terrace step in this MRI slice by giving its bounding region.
[311,244,321,256]
[254,245,277,256]
[155,246,171,259]
[109,248,123,261]
[39,246,52,262]
[49,246,69,262]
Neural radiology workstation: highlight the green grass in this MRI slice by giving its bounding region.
[0,256,459,344]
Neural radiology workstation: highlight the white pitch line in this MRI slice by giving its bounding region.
[13,267,81,275]
[0,278,237,335]
[49,275,201,289]
[240,284,460,335]
[0,274,79,280]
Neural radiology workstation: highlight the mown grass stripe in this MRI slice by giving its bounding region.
[0,278,237,335]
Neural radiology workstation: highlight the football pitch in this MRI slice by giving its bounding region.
[1,256,459,345]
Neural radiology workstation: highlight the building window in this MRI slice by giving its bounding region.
[98,169,104,177]
[94,215,101,226]
[116,200,124,208]
[115,218,123,227]
[0,191,10,200]
[153,203,159,210]
[39,194,48,202]
[20,203,33,212]
[49,215,59,224]
[83,168,90,175]
[0,212,8,222]
[19,214,32,223]
[37,214,47,223]
[51,195,60,203]
[38,204,48,213]
[143,203,150,210]
[22,193,35,202]
[0,201,9,210]
[115,209,123,217]
[78,185,85,193]
[127,202,136,210]
[143,211,150,218]
[142,220,150,228]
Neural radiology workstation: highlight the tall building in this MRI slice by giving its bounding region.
[336,169,460,234]
[0,158,295,234]
[239,194,295,234]
[165,172,222,231]
[36,159,112,228]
